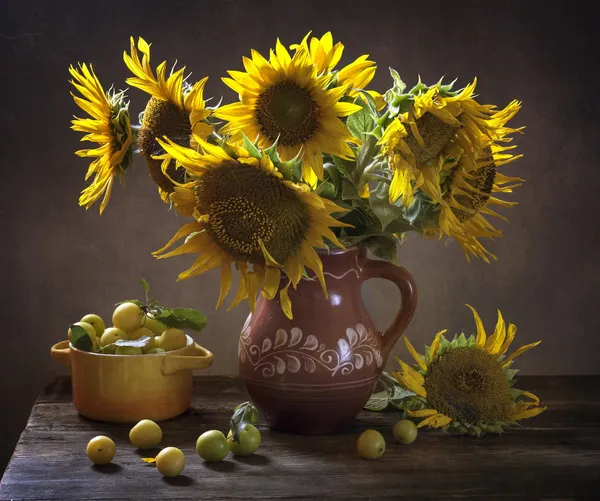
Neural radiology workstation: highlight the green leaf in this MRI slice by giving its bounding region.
[241,133,262,159]
[355,89,379,113]
[341,179,361,200]
[403,191,438,227]
[364,372,414,411]
[389,67,406,93]
[364,390,390,411]
[389,94,414,116]
[324,162,342,190]
[315,180,336,199]
[365,236,398,262]
[338,207,372,229]
[70,325,93,352]
[154,307,207,332]
[384,219,414,234]
[331,154,356,180]
[113,336,152,348]
[230,402,259,442]
[347,98,375,142]
[263,139,280,163]
[369,184,406,230]
[141,279,150,294]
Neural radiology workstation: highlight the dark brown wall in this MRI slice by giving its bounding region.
[1,0,598,475]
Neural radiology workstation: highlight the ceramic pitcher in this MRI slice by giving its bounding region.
[238,247,417,434]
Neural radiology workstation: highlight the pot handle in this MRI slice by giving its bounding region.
[359,257,418,361]
[161,342,214,376]
[50,340,71,369]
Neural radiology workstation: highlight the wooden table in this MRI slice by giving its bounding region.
[0,376,598,500]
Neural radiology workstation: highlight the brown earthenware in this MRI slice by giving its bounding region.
[238,247,417,434]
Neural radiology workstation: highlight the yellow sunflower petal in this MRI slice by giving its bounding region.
[152,221,204,255]
[245,271,260,313]
[466,304,487,348]
[519,391,540,404]
[279,281,293,319]
[262,267,281,301]
[429,329,447,361]
[484,309,506,355]
[258,238,281,267]
[227,266,249,311]
[508,405,547,420]
[391,371,427,398]
[405,408,439,418]
[499,323,517,355]
[501,341,542,368]
[403,337,427,371]
[397,359,425,385]
[169,186,195,217]
[216,262,233,309]
[416,413,453,429]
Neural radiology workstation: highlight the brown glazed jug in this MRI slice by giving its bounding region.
[238,247,417,434]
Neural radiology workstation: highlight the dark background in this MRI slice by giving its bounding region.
[1,0,599,476]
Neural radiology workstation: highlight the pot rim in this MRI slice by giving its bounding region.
[69,334,194,357]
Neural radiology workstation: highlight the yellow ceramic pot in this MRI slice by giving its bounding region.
[50,335,213,423]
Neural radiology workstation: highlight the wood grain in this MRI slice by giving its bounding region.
[0,376,599,500]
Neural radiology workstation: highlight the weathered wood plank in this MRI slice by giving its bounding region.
[1,376,599,500]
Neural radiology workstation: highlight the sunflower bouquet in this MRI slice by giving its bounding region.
[69,32,524,318]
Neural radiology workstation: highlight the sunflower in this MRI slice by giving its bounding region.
[151,134,350,318]
[418,140,524,262]
[289,31,384,108]
[213,39,363,187]
[378,78,523,208]
[393,304,546,436]
[69,63,134,214]
[123,36,212,200]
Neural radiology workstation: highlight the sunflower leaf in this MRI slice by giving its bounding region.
[364,390,390,411]
[331,154,356,181]
[241,133,262,159]
[369,183,406,230]
[347,97,375,143]
[355,90,379,113]
[341,179,361,200]
[389,67,407,93]
[365,236,398,261]
[338,206,373,229]
[316,180,336,199]
[365,371,415,411]
[324,162,342,194]
[263,139,281,163]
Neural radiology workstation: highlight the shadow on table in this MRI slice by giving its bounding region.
[203,461,237,472]
[231,453,271,466]
[91,463,123,474]
[162,475,194,486]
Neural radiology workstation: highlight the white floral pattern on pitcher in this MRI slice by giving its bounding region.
[239,318,383,378]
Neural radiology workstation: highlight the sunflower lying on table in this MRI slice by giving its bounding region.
[370,304,547,436]
[68,32,526,319]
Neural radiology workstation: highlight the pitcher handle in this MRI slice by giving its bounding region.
[359,257,418,361]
